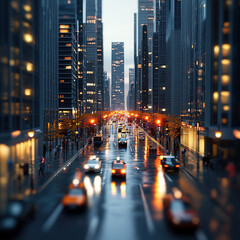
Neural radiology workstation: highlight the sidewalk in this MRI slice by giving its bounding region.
[4,140,87,211]
[180,145,240,214]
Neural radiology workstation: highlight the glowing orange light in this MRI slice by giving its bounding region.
[164,165,169,168]
[112,169,116,174]
[135,114,138,117]
[233,129,240,139]
[28,131,35,138]
[156,119,161,124]
[90,119,95,124]
[121,169,126,174]
[145,116,149,120]
[215,131,222,139]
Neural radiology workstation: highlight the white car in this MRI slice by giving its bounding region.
[83,157,101,173]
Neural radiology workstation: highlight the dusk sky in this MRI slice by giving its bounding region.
[102,0,137,88]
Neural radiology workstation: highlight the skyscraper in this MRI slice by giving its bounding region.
[134,13,138,111]
[158,0,167,114]
[85,0,103,113]
[111,42,125,111]
[85,0,97,113]
[41,0,59,147]
[58,0,78,119]
[77,0,84,114]
[104,72,110,111]
[142,25,149,111]
[96,0,104,112]
[128,68,135,111]
[165,0,182,116]
[138,0,154,111]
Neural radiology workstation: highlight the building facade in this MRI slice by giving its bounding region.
[111,42,125,111]
[58,0,78,119]
[137,0,154,111]
[103,72,110,111]
[41,0,59,148]
[0,0,45,210]
[165,0,182,116]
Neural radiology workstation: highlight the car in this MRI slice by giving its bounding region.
[138,132,145,141]
[118,137,127,147]
[148,145,157,154]
[161,156,180,172]
[83,156,101,173]
[62,185,87,210]
[163,194,200,230]
[0,197,36,236]
[112,158,126,179]
[94,135,103,146]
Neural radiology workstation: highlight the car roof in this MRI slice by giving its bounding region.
[113,160,125,164]
[163,155,175,158]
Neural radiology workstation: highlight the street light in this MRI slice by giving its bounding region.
[145,116,149,120]
[215,129,222,168]
[156,119,161,125]
[215,130,222,139]
[28,130,35,194]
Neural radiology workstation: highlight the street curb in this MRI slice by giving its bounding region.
[37,144,88,193]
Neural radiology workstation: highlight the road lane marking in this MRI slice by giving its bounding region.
[42,203,63,233]
[195,230,208,240]
[139,184,155,234]
[164,173,173,182]
[84,216,99,240]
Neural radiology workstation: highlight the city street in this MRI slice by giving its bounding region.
[13,120,237,240]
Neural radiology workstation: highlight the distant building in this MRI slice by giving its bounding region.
[41,0,59,147]
[77,0,84,114]
[165,0,182,116]
[138,0,154,111]
[128,69,135,111]
[111,42,125,111]
[141,25,149,111]
[134,13,138,110]
[104,72,110,111]
[158,0,167,114]
[96,0,104,111]
[58,0,78,119]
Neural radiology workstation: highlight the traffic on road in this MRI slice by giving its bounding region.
[0,113,236,240]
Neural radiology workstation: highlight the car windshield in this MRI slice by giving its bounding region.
[120,138,126,141]
[94,137,102,141]
[87,160,98,164]
[163,158,176,164]
[68,188,84,196]
[170,200,191,212]
[113,164,124,169]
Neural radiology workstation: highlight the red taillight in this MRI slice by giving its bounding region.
[176,165,180,168]
[121,169,126,174]
[112,169,116,174]
[164,165,169,167]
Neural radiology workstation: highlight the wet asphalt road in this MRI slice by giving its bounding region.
[14,119,236,240]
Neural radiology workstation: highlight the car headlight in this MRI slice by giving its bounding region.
[95,164,100,169]
[84,164,89,169]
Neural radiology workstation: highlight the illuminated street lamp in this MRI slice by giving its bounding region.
[156,119,161,125]
[145,116,149,121]
[28,130,35,193]
[90,119,95,124]
[215,130,222,139]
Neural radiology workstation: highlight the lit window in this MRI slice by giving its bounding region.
[60,80,64,83]
[25,89,32,96]
[26,62,33,72]
[65,66,71,69]
[64,57,71,60]
[60,25,70,29]
[60,29,69,33]
[61,100,64,103]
